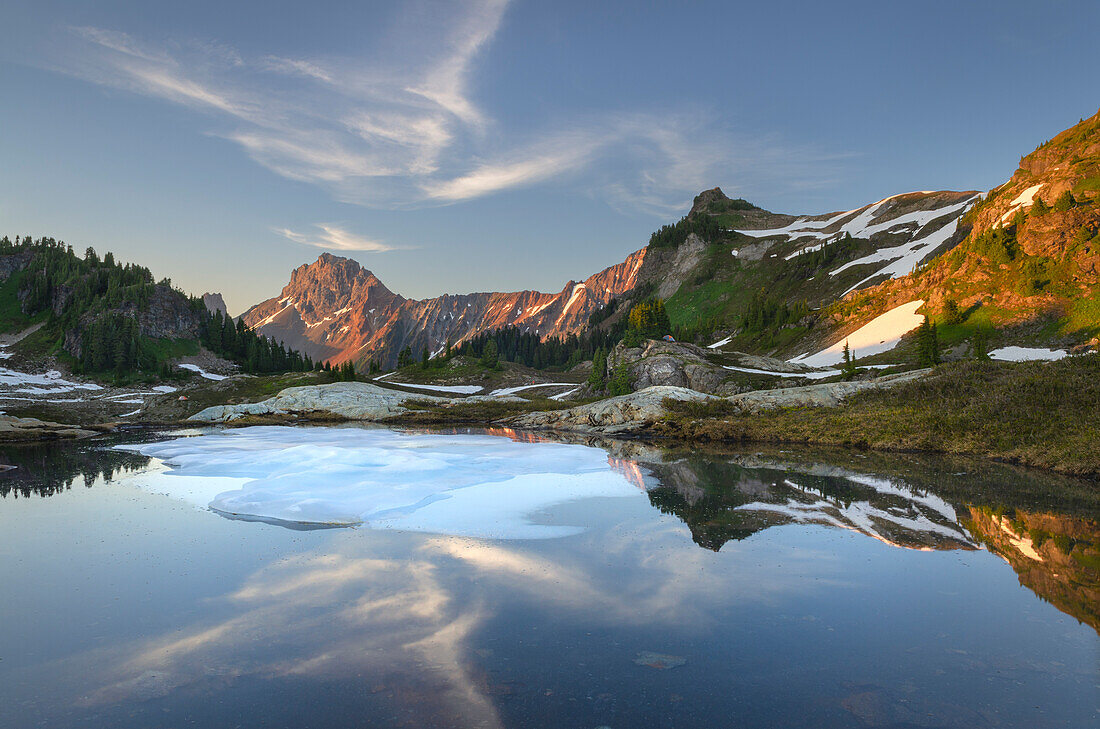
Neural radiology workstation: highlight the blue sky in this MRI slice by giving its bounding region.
[1,0,1097,313]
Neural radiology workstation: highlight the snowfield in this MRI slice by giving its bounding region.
[390,382,483,395]
[989,346,1068,362]
[789,300,925,368]
[179,363,227,381]
[490,383,577,397]
[119,427,643,538]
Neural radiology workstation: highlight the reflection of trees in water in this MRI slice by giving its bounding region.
[0,443,150,499]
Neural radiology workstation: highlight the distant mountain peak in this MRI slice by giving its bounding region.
[241,248,647,367]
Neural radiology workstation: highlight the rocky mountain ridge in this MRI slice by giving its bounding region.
[242,249,646,368]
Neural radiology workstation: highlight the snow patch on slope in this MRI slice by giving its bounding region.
[789,300,925,368]
[989,346,1067,362]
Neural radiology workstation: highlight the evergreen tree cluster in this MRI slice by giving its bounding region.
[972,225,1019,265]
[198,309,315,374]
[455,322,623,371]
[915,316,941,366]
[5,236,157,328]
[2,235,314,380]
[626,299,671,338]
[648,214,727,249]
[779,233,861,280]
[741,288,809,336]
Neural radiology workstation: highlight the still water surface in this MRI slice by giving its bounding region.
[0,425,1097,728]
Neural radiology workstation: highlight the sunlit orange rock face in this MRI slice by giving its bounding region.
[241,249,646,368]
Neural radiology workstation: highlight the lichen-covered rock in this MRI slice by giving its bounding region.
[609,339,728,394]
[506,385,712,435]
[188,382,447,423]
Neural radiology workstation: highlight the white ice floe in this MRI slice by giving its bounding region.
[390,383,483,395]
[789,301,925,368]
[490,383,576,397]
[179,363,227,381]
[118,427,643,538]
[988,346,1068,362]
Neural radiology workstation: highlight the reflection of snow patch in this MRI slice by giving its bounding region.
[118,427,641,538]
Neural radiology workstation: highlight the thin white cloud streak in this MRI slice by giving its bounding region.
[276,224,393,252]
[54,1,842,216]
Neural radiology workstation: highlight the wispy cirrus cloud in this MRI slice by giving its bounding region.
[52,1,840,218]
[275,224,394,252]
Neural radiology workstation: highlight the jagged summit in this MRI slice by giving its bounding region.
[241,248,646,367]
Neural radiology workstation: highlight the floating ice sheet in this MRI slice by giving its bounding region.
[118,426,644,538]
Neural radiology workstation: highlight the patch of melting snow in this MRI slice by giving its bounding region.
[117,426,643,538]
[549,388,579,401]
[179,364,227,381]
[723,365,841,379]
[152,385,178,394]
[0,368,102,391]
[789,301,925,368]
[391,382,483,395]
[707,335,733,349]
[490,383,576,397]
[119,408,142,417]
[988,346,1068,362]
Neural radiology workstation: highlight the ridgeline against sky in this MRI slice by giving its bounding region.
[1,0,1098,313]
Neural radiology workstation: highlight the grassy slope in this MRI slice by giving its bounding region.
[659,355,1100,476]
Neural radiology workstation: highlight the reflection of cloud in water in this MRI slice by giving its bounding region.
[76,543,504,728]
[48,506,844,723]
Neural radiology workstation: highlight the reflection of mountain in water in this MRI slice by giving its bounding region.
[962,507,1100,632]
[636,451,1100,633]
[644,458,976,552]
[0,441,150,498]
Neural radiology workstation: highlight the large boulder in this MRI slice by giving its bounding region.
[608,339,734,395]
[506,385,712,435]
[189,381,447,423]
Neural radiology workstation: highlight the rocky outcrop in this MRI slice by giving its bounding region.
[506,385,712,435]
[188,381,447,423]
[202,292,228,316]
[609,339,732,394]
[0,415,98,441]
[722,369,930,413]
[241,249,647,369]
